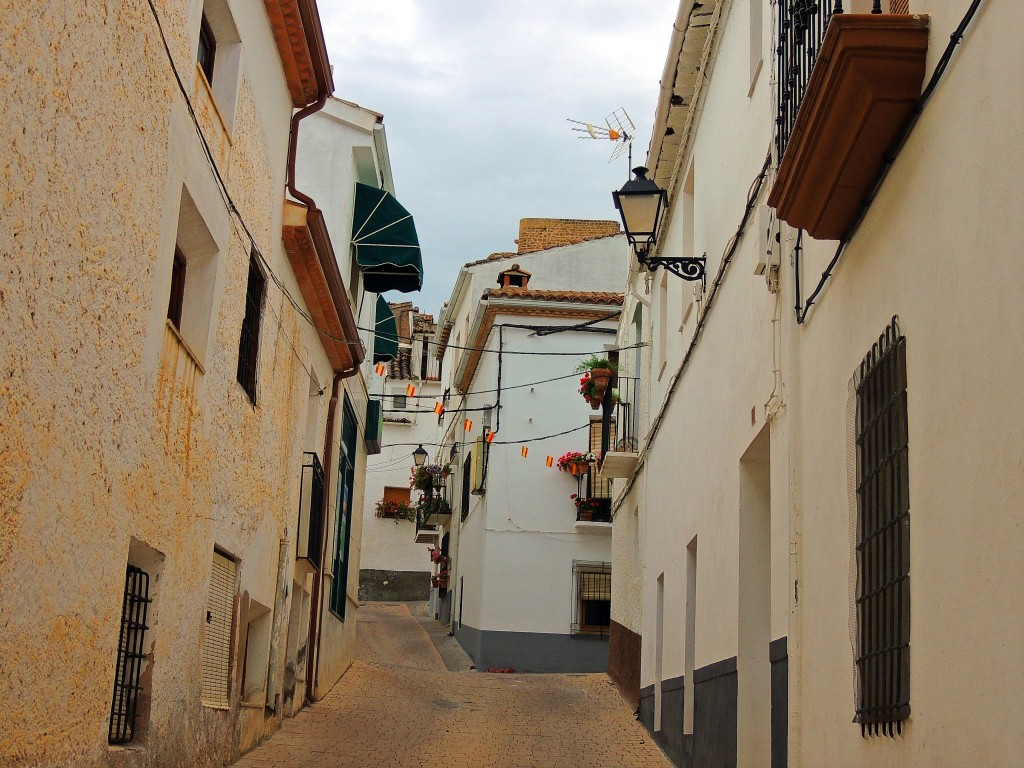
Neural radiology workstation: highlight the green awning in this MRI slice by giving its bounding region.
[352,183,423,293]
[373,295,399,363]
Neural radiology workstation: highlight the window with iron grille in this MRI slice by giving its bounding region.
[854,317,910,736]
[461,454,471,522]
[571,561,611,636]
[108,565,151,744]
[236,254,265,404]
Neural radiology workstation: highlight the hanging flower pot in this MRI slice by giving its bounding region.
[573,459,591,475]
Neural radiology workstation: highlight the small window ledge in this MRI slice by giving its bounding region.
[575,520,612,534]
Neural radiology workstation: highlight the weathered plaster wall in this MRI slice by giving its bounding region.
[0,2,339,766]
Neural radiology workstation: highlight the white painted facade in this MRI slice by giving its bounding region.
[612,1,1024,766]
[430,231,629,672]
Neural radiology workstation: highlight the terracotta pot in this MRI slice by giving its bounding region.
[574,461,590,475]
[579,509,594,521]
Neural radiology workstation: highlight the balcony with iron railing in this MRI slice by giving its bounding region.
[599,374,640,479]
[768,1,929,240]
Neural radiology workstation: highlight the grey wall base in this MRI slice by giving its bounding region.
[638,657,738,768]
[358,569,430,602]
[637,640,788,768]
[454,623,608,673]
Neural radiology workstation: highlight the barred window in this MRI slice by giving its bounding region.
[108,565,151,744]
[854,317,910,736]
[571,561,611,636]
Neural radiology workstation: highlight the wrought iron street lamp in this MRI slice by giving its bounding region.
[412,444,428,467]
[613,166,706,288]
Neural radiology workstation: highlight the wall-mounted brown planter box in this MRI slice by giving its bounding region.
[768,15,929,241]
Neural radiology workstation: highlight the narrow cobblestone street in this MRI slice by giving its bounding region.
[233,604,670,768]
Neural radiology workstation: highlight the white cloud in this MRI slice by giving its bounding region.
[319,0,679,312]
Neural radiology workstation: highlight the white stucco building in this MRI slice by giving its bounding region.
[606,2,1024,767]
[428,219,629,672]
[359,302,443,601]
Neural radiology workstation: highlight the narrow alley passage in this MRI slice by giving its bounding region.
[233,604,670,768]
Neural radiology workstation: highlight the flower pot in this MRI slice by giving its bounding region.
[589,397,602,411]
[574,461,591,475]
[579,509,594,521]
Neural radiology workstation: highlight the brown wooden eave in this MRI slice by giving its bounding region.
[263,0,334,106]
[283,201,364,373]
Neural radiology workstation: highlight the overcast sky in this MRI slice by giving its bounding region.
[319,0,678,316]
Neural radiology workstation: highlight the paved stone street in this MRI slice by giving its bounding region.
[233,603,670,768]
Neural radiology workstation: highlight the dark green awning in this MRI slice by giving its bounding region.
[352,183,423,293]
[373,295,399,363]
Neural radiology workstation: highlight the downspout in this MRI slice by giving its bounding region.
[306,372,341,703]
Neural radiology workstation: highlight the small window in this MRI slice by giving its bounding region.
[854,318,910,736]
[236,253,265,404]
[197,13,216,84]
[108,565,151,744]
[377,486,412,519]
[167,247,186,329]
[202,550,236,709]
[572,561,611,636]
[391,394,406,410]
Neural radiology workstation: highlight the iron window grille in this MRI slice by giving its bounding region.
[571,561,612,636]
[236,254,265,404]
[461,454,471,522]
[109,565,151,744]
[296,452,324,564]
[854,317,910,736]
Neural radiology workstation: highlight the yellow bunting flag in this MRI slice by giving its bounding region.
[486,430,496,443]
[374,362,386,376]
[545,455,553,467]
[434,402,445,415]
[521,446,529,458]
[464,418,473,432]
[406,384,416,397]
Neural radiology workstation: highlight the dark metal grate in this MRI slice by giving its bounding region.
[854,316,910,736]
[571,561,612,636]
[775,1,836,161]
[167,247,186,329]
[197,13,216,84]
[236,254,265,404]
[109,565,151,744]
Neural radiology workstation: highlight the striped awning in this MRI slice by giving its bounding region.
[352,183,423,293]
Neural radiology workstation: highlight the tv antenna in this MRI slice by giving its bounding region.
[567,108,636,165]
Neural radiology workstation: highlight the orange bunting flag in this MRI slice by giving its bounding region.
[521,446,529,458]
[486,430,496,443]
[374,362,386,376]
[545,455,554,467]
[406,384,416,397]
[433,402,445,416]
[463,418,473,432]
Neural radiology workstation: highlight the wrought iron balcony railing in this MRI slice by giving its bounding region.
[776,1,841,161]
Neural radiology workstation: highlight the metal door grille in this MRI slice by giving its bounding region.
[854,317,910,736]
[108,565,151,744]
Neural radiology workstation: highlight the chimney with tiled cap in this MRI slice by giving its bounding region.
[497,264,532,289]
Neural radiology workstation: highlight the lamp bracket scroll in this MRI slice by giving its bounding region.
[639,252,707,292]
